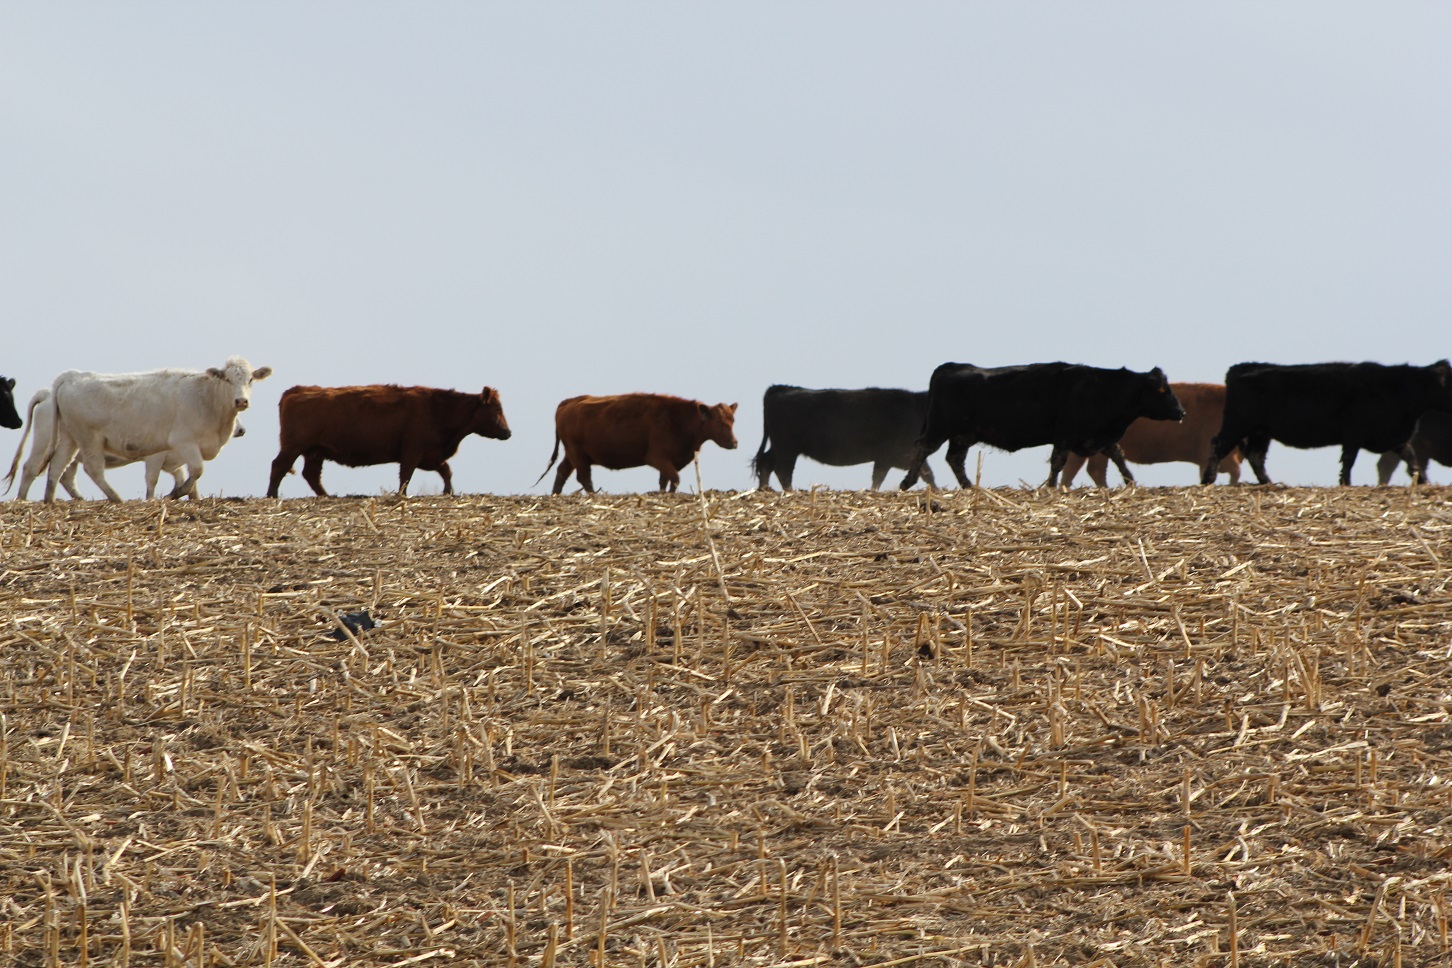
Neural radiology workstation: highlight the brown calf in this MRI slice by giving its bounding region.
[538,393,738,494]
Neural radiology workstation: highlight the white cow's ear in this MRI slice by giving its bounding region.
[207,368,225,379]
[252,366,273,380]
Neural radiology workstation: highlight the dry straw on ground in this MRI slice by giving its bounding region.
[3,484,1452,966]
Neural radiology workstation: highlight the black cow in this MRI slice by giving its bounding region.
[0,377,20,431]
[899,363,1185,490]
[752,385,937,490]
[1377,411,1452,484]
[1202,361,1452,486]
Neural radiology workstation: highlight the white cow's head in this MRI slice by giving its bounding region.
[208,356,273,412]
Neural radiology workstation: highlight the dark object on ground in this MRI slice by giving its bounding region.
[327,610,378,640]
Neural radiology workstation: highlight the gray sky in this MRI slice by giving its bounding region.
[5,4,1451,498]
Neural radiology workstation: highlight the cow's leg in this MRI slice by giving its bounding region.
[918,461,937,488]
[143,454,166,500]
[267,450,299,498]
[43,430,82,503]
[1044,447,1069,488]
[16,460,41,500]
[1201,434,1237,485]
[300,453,329,496]
[550,455,575,494]
[556,445,593,494]
[1223,455,1242,485]
[870,460,890,490]
[754,449,775,491]
[1387,444,1423,485]
[654,463,681,492]
[166,443,205,500]
[558,447,597,494]
[1405,445,1428,485]
[58,459,85,500]
[776,454,796,492]
[1243,435,1273,484]
[944,439,973,488]
[168,467,193,499]
[1339,444,1360,486]
[18,446,58,501]
[77,444,125,503]
[575,463,596,493]
[144,455,191,500]
[900,436,944,490]
[1058,452,1085,488]
[398,462,416,496]
[437,461,454,495]
[1376,450,1404,485]
[1106,445,1135,485]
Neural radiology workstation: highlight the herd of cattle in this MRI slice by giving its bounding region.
[2,357,1452,501]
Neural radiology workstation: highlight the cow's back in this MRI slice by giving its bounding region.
[557,394,675,469]
[279,385,429,464]
[1225,362,1442,451]
[945,363,1078,451]
[54,369,203,455]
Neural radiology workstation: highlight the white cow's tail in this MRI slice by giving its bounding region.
[2,392,45,493]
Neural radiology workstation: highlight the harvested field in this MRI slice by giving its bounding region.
[3,485,1452,967]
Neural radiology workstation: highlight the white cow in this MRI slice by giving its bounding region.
[38,356,271,503]
[4,387,247,500]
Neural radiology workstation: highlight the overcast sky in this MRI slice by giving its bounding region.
[5,4,1451,498]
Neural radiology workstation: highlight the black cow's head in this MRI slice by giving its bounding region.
[1140,367,1186,422]
[1427,360,1452,409]
[0,376,21,430]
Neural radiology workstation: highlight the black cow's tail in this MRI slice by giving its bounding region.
[749,406,773,479]
[533,433,562,488]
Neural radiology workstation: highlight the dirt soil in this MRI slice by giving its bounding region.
[2,485,1451,966]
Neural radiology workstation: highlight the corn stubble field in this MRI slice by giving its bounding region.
[3,485,1452,967]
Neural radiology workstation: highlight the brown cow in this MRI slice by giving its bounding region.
[266,384,511,497]
[1058,382,1242,486]
[537,393,738,494]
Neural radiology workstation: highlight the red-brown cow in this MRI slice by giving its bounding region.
[537,393,738,494]
[266,384,510,497]
[1058,382,1241,486]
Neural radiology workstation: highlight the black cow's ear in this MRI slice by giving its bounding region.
[1,377,12,390]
